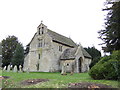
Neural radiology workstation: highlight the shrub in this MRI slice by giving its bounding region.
[89,50,120,80]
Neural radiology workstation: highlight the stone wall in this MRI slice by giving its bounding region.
[60,60,75,72]
[50,41,72,72]
[83,58,91,72]
[74,46,84,73]
[23,54,29,71]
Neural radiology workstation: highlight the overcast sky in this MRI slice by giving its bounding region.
[0,0,106,53]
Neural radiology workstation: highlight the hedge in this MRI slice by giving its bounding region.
[89,50,120,80]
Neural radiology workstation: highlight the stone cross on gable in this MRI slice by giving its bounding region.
[41,20,43,23]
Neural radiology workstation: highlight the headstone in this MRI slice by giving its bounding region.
[61,63,67,75]
[13,65,17,72]
[10,65,13,70]
[3,66,6,71]
[70,62,75,75]
[26,68,29,73]
[7,65,10,72]
[19,65,22,72]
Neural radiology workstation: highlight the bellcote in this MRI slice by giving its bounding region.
[37,21,47,35]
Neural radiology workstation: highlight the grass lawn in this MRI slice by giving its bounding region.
[1,70,119,88]
[0,69,2,88]
[0,69,2,76]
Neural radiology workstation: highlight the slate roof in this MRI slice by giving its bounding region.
[27,29,77,48]
[47,29,77,47]
[60,48,77,60]
[60,46,92,60]
[81,47,92,58]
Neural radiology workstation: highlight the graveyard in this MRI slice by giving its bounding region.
[1,68,119,88]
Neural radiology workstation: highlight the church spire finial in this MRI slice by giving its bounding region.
[41,20,43,23]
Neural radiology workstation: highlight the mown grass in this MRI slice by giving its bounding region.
[0,70,2,76]
[2,70,119,88]
[0,69,2,88]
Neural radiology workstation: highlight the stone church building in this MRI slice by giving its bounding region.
[23,22,91,73]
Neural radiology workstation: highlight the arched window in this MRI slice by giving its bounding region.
[79,57,83,72]
[38,54,40,59]
[59,46,62,52]
[41,27,44,34]
[38,28,40,35]
[42,30,44,34]
[38,39,42,47]
[38,27,44,35]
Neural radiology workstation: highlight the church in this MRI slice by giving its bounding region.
[23,22,92,73]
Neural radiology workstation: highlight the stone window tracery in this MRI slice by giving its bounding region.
[38,39,42,47]
[39,28,40,35]
[41,27,44,34]
[38,54,40,59]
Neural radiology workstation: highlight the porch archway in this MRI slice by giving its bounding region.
[78,57,83,73]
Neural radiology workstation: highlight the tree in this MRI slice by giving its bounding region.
[2,35,18,67]
[89,50,120,80]
[84,46,101,68]
[98,1,120,53]
[0,42,2,67]
[0,42,1,51]
[11,43,24,69]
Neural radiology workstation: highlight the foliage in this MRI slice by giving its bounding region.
[2,36,18,67]
[0,42,2,67]
[89,50,120,80]
[11,43,24,68]
[0,42,2,55]
[1,35,24,68]
[24,44,29,55]
[84,46,101,68]
[2,71,118,88]
[98,1,120,53]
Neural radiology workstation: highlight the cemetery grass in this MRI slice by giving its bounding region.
[0,69,2,76]
[2,71,119,88]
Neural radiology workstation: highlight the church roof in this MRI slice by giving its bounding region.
[81,47,92,58]
[47,29,77,47]
[60,46,91,60]
[60,48,77,60]
[27,29,77,48]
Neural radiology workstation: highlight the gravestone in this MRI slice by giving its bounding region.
[26,68,29,73]
[10,65,13,70]
[70,62,75,75]
[7,65,10,72]
[13,65,17,72]
[3,66,6,71]
[61,63,67,75]
[19,65,22,72]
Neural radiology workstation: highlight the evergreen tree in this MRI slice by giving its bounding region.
[2,36,18,67]
[0,42,2,67]
[11,43,24,68]
[84,46,101,68]
[98,1,120,53]
[0,42,2,55]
